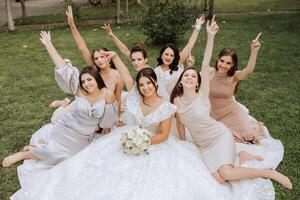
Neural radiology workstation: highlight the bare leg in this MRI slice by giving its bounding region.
[218,164,292,189]
[2,149,40,167]
[49,98,71,108]
[238,151,264,166]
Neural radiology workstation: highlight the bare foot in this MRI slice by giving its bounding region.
[271,170,293,189]
[49,98,71,108]
[2,152,26,167]
[21,145,36,152]
[239,151,264,165]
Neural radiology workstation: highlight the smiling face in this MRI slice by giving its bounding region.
[181,69,199,89]
[93,50,109,69]
[138,76,157,98]
[80,73,98,94]
[217,55,235,74]
[161,47,175,66]
[131,51,148,72]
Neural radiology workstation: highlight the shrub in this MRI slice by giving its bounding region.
[140,0,197,45]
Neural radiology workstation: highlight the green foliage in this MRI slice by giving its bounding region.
[140,0,197,45]
[0,13,299,200]
[64,0,81,20]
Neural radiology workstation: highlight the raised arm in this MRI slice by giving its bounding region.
[66,6,94,66]
[40,31,65,68]
[179,15,205,64]
[234,33,261,81]
[199,16,219,97]
[149,116,172,144]
[114,73,125,117]
[102,23,131,60]
[102,51,134,91]
[40,31,81,95]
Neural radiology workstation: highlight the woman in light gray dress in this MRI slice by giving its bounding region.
[2,31,117,167]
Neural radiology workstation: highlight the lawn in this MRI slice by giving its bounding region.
[12,0,300,25]
[0,10,299,200]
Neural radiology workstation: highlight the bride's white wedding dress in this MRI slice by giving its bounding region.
[11,86,230,200]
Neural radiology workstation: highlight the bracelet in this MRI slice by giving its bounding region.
[195,24,201,31]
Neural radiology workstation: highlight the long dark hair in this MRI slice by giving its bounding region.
[79,66,106,93]
[156,43,180,74]
[170,67,201,103]
[130,42,148,59]
[91,47,116,69]
[136,68,158,105]
[215,48,238,76]
[214,48,239,93]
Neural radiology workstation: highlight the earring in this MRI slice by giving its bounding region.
[195,85,199,90]
[178,83,183,88]
[156,85,159,89]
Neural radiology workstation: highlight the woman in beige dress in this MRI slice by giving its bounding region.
[209,33,264,144]
[171,17,292,189]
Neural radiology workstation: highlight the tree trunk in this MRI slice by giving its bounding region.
[207,0,214,19]
[125,0,128,17]
[203,0,208,11]
[5,0,15,30]
[20,0,27,18]
[116,0,121,24]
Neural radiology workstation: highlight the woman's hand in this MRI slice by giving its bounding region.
[39,31,52,46]
[102,23,113,36]
[251,32,261,52]
[100,51,117,62]
[194,14,205,31]
[186,54,195,67]
[206,15,219,36]
[196,14,206,25]
[66,5,75,27]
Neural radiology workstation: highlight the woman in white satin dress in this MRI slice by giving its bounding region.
[2,31,117,167]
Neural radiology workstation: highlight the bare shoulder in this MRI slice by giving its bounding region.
[104,88,115,104]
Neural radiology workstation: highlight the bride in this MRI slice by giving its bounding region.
[10,53,230,199]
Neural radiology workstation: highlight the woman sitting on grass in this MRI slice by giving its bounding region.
[2,31,117,167]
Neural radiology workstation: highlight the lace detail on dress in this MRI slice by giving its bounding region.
[123,85,177,130]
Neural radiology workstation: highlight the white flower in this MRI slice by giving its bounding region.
[125,140,134,148]
[121,126,151,156]
[132,136,143,146]
[127,130,136,139]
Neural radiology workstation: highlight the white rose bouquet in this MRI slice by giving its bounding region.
[121,126,151,155]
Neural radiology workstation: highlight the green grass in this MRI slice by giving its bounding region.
[12,0,300,26]
[0,13,299,199]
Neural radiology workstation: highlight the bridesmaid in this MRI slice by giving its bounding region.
[63,5,124,117]
[2,31,117,167]
[209,33,264,143]
[102,14,205,100]
[171,17,292,189]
